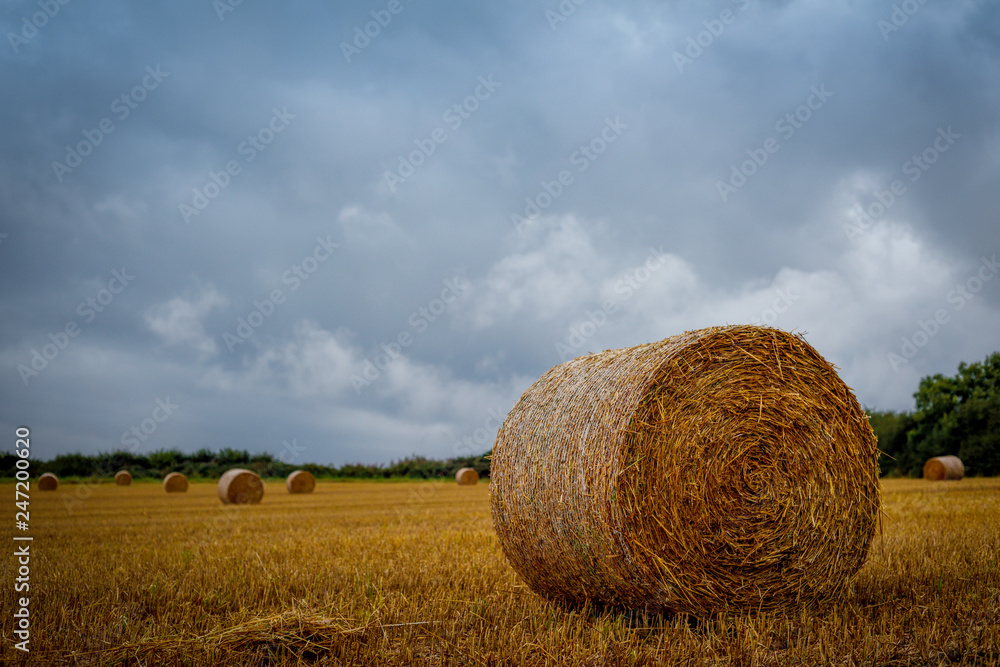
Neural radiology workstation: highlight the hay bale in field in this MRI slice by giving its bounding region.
[218,468,264,504]
[286,470,316,494]
[455,468,480,486]
[115,470,132,486]
[38,472,58,491]
[163,472,188,493]
[923,455,964,481]
[490,324,881,614]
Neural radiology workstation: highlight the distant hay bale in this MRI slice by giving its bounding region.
[455,468,480,486]
[115,470,132,486]
[490,325,881,614]
[286,470,316,494]
[218,468,264,504]
[163,472,188,493]
[923,455,964,481]
[38,473,58,491]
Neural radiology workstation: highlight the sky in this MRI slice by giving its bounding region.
[2,0,998,466]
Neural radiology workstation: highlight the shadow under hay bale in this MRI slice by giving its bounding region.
[286,469,316,494]
[490,324,881,615]
[38,472,58,491]
[923,455,964,481]
[115,470,132,486]
[455,467,479,486]
[218,468,264,504]
[163,472,188,493]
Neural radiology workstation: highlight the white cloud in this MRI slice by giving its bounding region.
[145,288,226,357]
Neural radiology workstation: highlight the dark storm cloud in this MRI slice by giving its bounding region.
[1,0,998,464]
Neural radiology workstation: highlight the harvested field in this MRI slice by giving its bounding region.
[1,478,998,666]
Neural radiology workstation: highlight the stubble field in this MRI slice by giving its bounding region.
[2,477,999,666]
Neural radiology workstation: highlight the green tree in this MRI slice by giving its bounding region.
[866,409,911,476]
[908,352,1000,476]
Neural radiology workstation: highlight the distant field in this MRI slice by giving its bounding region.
[2,478,998,666]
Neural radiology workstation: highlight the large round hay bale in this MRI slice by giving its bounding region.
[490,325,881,614]
[38,473,58,491]
[455,468,480,486]
[114,470,132,486]
[923,455,964,480]
[285,470,316,494]
[218,468,264,504]
[163,472,188,493]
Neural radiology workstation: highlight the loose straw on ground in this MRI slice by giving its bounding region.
[163,472,188,493]
[218,468,264,504]
[490,325,881,614]
[923,455,964,480]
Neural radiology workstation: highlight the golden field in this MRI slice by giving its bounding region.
[2,478,999,666]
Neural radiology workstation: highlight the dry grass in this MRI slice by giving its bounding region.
[1,478,998,666]
[492,326,880,614]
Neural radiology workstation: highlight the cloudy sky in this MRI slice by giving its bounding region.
[2,0,998,466]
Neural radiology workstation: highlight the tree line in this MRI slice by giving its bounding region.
[0,446,491,482]
[869,352,1000,477]
[5,352,998,481]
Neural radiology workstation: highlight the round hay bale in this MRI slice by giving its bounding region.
[285,470,316,494]
[923,455,964,481]
[114,470,132,486]
[163,472,188,493]
[38,472,58,491]
[218,468,264,505]
[490,325,881,614]
[455,468,480,486]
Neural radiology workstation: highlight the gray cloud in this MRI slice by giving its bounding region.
[2,0,998,464]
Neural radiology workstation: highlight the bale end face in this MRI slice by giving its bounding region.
[115,470,132,486]
[163,472,188,493]
[455,468,480,486]
[286,470,316,494]
[38,473,58,491]
[218,468,264,504]
[923,455,965,480]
